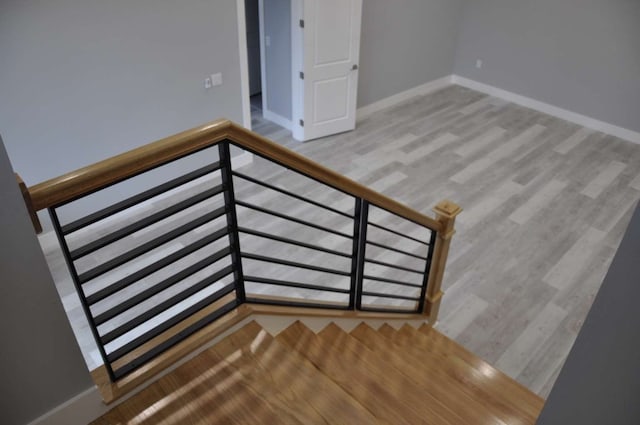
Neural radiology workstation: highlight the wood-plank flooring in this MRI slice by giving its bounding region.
[40,85,640,399]
[248,85,640,397]
[92,321,544,424]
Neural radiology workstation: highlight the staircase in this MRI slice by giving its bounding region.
[92,321,544,424]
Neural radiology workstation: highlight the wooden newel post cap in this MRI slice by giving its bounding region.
[433,199,462,220]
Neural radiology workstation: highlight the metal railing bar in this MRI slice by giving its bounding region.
[364,257,424,274]
[49,207,117,382]
[418,229,439,312]
[108,292,238,367]
[235,200,353,239]
[233,171,354,219]
[93,246,232,326]
[245,297,350,310]
[367,221,429,246]
[350,198,363,310]
[62,162,221,234]
[360,291,421,302]
[354,200,369,310]
[362,274,423,288]
[244,275,350,294]
[366,201,439,232]
[77,206,227,284]
[100,267,235,344]
[366,240,428,260]
[227,140,357,200]
[357,306,419,314]
[86,227,229,305]
[238,227,352,258]
[242,252,351,276]
[70,184,224,260]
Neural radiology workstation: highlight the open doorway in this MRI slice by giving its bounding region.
[244,0,293,136]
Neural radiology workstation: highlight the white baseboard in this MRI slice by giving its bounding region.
[26,387,107,425]
[263,109,293,131]
[451,75,640,145]
[231,150,254,170]
[356,76,453,121]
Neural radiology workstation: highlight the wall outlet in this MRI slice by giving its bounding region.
[265,35,271,47]
[476,59,483,69]
[211,72,223,86]
[204,77,213,89]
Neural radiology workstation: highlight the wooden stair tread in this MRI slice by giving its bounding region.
[278,321,455,425]
[352,323,533,425]
[379,324,544,419]
[93,320,545,424]
[205,321,384,424]
[318,323,481,424]
[92,327,304,424]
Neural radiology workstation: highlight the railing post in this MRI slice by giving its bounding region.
[16,173,42,234]
[218,141,246,304]
[424,199,461,323]
[354,200,369,310]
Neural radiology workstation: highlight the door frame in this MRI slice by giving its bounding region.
[291,0,304,140]
[236,0,252,130]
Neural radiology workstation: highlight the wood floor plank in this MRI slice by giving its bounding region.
[350,323,535,425]
[277,321,431,425]
[207,321,386,425]
[44,85,640,399]
[92,329,304,424]
[378,324,544,421]
[315,324,469,425]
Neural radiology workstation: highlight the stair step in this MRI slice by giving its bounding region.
[92,324,303,424]
[278,321,460,424]
[351,322,515,425]
[93,320,545,424]
[206,321,383,424]
[379,323,544,421]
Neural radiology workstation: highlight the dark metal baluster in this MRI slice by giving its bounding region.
[418,229,438,313]
[219,141,246,303]
[49,207,117,382]
[355,200,369,310]
[349,198,362,309]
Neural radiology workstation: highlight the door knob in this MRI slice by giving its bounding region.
[352,64,358,70]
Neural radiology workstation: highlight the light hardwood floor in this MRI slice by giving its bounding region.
[41,85,640,399]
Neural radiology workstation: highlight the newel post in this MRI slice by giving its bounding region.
[424,199,461,323]
[16,173,43,234]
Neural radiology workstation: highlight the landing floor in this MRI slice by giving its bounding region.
[41,85,640,398]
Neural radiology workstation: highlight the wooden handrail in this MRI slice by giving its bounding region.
[28,119,443,232]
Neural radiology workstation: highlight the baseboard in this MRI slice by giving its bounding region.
[263,109,293,131]
[26,387,107,425]
[231,150,254,169]
[356,76,453,121]
[451,75,640,145]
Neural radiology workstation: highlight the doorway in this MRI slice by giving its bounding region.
[243,0,293,136]
[240,0,363,142]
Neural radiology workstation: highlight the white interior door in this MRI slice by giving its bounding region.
[292,0,362,142]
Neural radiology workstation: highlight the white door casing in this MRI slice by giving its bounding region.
[292,0,362,141]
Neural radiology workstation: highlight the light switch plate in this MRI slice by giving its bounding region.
[211,73,223,86]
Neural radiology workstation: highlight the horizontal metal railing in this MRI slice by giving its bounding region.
[24,119,460,383]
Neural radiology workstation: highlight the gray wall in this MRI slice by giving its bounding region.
[357,0,465,108]
[0,0,245,188]
[454,0,640,133]
[263,0,292,120]
[537,202,640,424]
[0,136,92,425]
